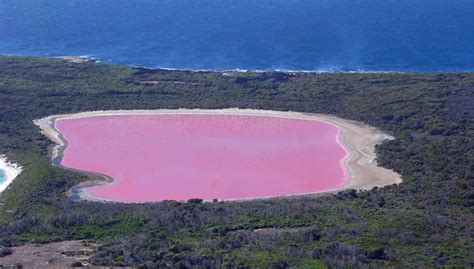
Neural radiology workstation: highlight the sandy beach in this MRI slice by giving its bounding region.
[34,109,402,202]
[0,155,22,193]
[54,56,96,63]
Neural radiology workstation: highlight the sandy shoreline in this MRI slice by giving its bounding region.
[54,56,96,63]
[34,108,402,202]
[0,155,22,193]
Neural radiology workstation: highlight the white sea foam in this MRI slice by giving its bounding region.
[127,62,406,74]
[141,63,386,73]
[0,155,22,193]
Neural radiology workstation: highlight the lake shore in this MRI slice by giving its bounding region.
[34,109,402,202]
[0,155,22,193]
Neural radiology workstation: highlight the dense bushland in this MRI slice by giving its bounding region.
[0,56,472,268]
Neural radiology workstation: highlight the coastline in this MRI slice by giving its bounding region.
[0,155,22,193]
[122,64,407,74]
[3,54,416,74]
[34,108,403,202]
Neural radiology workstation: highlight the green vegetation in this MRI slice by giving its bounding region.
[0,56,472,268]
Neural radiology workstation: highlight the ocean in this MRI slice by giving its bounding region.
[0,0,473,72]
[0,169,6,185]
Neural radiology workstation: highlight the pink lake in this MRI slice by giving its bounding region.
[56,114,349,202]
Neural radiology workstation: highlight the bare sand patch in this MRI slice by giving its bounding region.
[0,240,98,268]
[34,109,402,202]
[54,56,95,63]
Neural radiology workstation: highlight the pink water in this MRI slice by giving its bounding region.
[56,114,349,202]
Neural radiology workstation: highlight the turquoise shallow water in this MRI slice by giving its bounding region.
[0,169,6,185]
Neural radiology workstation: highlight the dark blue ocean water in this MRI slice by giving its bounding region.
[1,0,473,72]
